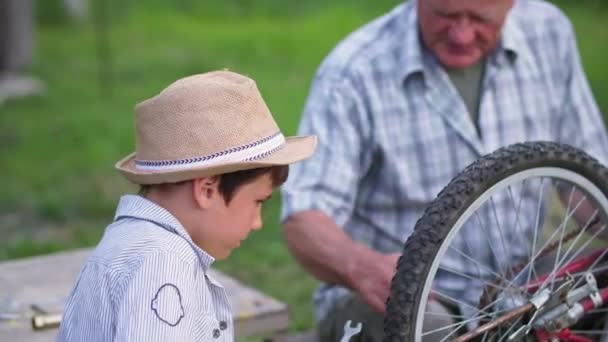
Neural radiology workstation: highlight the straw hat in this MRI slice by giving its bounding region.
[115,70,317,184]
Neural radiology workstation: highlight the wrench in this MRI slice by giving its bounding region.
[340,320,362,342]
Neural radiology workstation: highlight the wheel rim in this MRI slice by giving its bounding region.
[414,167,608,342]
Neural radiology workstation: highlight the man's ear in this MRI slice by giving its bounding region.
[192,176,220,209]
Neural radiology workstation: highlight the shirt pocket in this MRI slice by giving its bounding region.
[377,103,464,204]
[390,137,462,204]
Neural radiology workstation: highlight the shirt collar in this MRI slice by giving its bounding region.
[396,1,425,82]
[498,5,527,65]
[114,194,215,269]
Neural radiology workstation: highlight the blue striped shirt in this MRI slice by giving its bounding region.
[58,195,234,341]
[281,0,608,322]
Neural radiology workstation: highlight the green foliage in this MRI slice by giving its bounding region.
[0,238,64,260]
[35,0,70,25]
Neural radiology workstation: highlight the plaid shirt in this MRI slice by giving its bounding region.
[281,0,608,322]
[58,195,233,341]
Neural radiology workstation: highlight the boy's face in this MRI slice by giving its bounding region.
[194,173,274,260]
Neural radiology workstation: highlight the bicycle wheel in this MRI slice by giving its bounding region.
[384,142,608,342]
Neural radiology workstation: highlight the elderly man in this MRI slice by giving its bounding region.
[281,0,608,340]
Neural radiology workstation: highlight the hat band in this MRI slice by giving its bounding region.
[135,132,285,171]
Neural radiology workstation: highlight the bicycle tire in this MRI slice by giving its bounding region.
[384,141,608,342]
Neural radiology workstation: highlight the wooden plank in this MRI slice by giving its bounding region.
[0,248,289,341]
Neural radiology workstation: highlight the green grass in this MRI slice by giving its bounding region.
[1,0,607,337]
[552,0,608,113]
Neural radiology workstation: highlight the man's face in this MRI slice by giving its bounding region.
[417,0,514,69]
[194,174,273,260]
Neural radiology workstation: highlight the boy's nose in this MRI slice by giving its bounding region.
[252,215,263,231]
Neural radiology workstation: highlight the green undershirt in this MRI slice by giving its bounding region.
[446,57,486,136]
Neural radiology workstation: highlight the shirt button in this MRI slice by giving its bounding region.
[219,321,228,330]
[213,328,220,338]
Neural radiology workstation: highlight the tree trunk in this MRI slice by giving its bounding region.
[0,0,33,73]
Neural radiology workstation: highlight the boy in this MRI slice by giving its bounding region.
[57,70,317,341]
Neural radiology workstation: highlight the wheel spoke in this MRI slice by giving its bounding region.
[569,226,608,289]
[447,245,512,285]
[489,196,515,279]
[540,222,606,291]
[462,226,494,303]
[507,181,533,263]
[431,289,495,317]
[496,315,524,342]
[473,209,510,277]
[510,197,590,290]
[438,264,512,293]
[541,193,593,290]
[424,311,469,320]
[422,311,508,338]
[549,184,576,291]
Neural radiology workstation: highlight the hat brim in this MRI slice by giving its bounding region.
[115,135,317,184]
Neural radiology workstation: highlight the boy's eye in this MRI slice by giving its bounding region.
[257,194,272,205]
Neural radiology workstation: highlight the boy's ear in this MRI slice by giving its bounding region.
[192,176,220,209]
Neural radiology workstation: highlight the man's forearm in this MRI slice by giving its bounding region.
[282,210,375,289]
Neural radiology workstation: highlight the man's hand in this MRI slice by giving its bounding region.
[282,210,403,314]
[348,251,401,315]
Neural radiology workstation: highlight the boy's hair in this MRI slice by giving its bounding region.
[139,165,289,203]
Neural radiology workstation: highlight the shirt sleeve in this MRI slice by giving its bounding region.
[281,72,374,227]
[111,251,209,341]
[556,19,608,165]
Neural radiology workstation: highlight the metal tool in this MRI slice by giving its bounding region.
[0,304,62,330]
[31,313,62,330]
[340,320,362,342]
[30,304,61,330]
